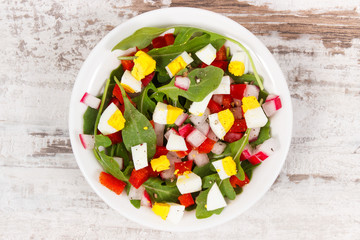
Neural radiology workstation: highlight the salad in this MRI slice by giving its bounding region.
[79,26,282,223]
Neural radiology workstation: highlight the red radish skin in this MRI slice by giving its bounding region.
[141,190,152,208]
[80,92,101,109]
[240,145,253,161]
[175,113,188,126]
[164,128,179,140]
[186,129,207,147]
[262,95,282,117]
[248,151,269,165]
[79,134,95,149]
[178,124,194,138]
[174,76,191,91]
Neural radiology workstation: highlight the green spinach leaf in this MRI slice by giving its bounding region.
[251,121,271,147]
[94,135,112,148]
[193,162,215,178]
[202,174,221,189]
[83,107,98,134]
[158,66,223,102]
[115,142,130,168]
[143,177,181,203]
[195,188,224,219]
[173,27,202,45]
[112,27,170,51]
[219,178,236,200]
[94,150,129,183]
[130,199,141,209]
[241,160,261,180]
[109,64,124,84]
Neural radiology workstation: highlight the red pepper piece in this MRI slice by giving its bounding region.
[153,146,169,158]
[164,33,175,45]
[222,95,233,109]
[107,131,123,144]
[208,99,223,114]
[178,193,195,207]
[215,45,227,61]
[176,142,193,158]
[230,84,247,100]
[174,160,193,176]
[109,97,121,109]
[200,60,229,72]
[152,36,167,48]
[198,138,216,154]
[149,120,155,129]
[230,174,250,188]
[136,47,150,53]
[99,171,126,195]
[229,119,248,133]
[121,60,134,71]
[129,167,151,189]
[224,132,244,143]
[112,84,136,107]
[141,72,155,87]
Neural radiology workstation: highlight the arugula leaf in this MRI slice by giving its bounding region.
[143,177,181,203]
[132,82,158,119]
[83,107,98,134]
[158,66,223,102]
[109,64,124,84]
[94,150,129,183]
[219,178,236,200]
[193,162,215,178]
[251,121,271,147]
[130,199,141,209]
[195,188,224,219]
[202,174,221,189]
[229,73,263,86]
[173,27,202,45]
[241,160,260,180]
[115,142,130,168]
[94,135,112,148]
[112,27,170,51]
[258,89,269,104]
[114,77,157,159]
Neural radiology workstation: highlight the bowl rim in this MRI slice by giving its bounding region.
[69,7,293,232]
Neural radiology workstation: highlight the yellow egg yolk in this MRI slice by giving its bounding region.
[166,105,183,124]
[151,155,170,172]
[152,202,170,220]
[167,56,187,76]
[131,51,156,80]
[107,109,126,131]
[228,61,245,76]
[218,109,234,132]
[242,96,260,113]
[121,83,135,93]
[222,156,237,176]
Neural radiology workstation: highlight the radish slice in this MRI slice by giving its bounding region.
[207,129,219,142]
[248,138,279,164]
[174,76,191,91]
[189,108,210,126]
[154,123,165,146]
[211,142,227,155]
[175,113,188,126]
[186,129,207,147]
[240,144,253,161]
[212,94,223,105]
[129,185,145,200]
[79,134,95,149]
[248,127,260,143]
[244,85,259,99]
[188,149,209,167]
[165,128,179,140]
[195,121,210,136]
[80,92,101,109]
[262,95,282,117]
[230,107,243,119]
[178,124,194,138]
[141,190,152,207]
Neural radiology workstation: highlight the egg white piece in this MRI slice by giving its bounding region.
[195,44,216,65]
[98,102,121,135]
[212,159,230,180]
[121,70,142,93]
[189,92,213,116]
[153,102,168,124]
[213,76,231,95]
[231,51,249,74]
[131,143,148,170]
[244,107,268,128]
[208,113,226,139]
[176,172,202,194]
[206,183,227,211]
[165,51,194,78]
[166,203,185,224]
[166,133,188,151]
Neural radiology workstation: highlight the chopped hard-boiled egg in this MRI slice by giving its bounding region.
[165,51,194,77]
[206,183,227,211]
[213,76,231,95]
[98,102,126,135]
[166,133,188,151]
[208,109,234,139]
[212,156,237,180]
[151,155,170,172]
[242,96,260,113]
[189,92,213,116]
[153,102,184,124]
[242,96,268,128]
[176,172,202,194]
[131,143,148,170]
[131,51,156,80]
[152,202,185,223]
[228,51,249,76]
[195,44,216,65]
[121,70,142,93]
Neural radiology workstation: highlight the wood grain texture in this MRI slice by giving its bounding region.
[1,0,359,239]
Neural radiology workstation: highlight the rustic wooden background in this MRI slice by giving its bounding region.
[1,0,360,239]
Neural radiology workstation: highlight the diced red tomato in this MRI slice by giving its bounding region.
[222,95,233,109]
[121,59,134,71]
[224,132,244,143]
[230,84,247,100]
[154,146,169,158]
[208,99,223,113]
[198,138,216,154]
[129,167,151,189]
[215,45,227,61]
[178,193,195,207]
[230,174,250,188]
[174,160,193,176]
[141,72,155,87]
[148,166,160,178]
[201,60,229,71]
[164,33,175,45]
[149,120,155,129]
[152,36,167,48]
[229,119,247,133]
[107,131,123,144]
[99,171,126,195]
[136,47,150,53]
[113,84,136,107]
[109,97,121,109]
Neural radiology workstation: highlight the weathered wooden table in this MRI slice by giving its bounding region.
[1,0,359,239]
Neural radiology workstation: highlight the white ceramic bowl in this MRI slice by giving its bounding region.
[69,7,292,232]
